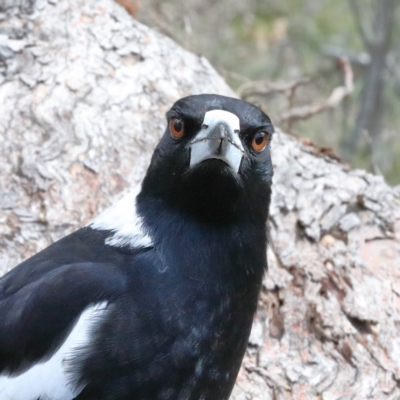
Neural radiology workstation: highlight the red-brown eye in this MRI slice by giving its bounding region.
[252,131,269,151]
[169,118,184,139]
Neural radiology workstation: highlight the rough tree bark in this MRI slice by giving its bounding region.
[1,1,400,399]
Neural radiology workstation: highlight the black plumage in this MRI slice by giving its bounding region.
[0,94,274,400]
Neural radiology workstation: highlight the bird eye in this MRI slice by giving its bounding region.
[169,118,184,139]
[252,131,269,152]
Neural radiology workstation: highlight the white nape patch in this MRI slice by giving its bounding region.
[189,110,244,173]
[0,302,109,400]
[88,183,153,249]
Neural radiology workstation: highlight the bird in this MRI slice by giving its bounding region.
[0,94,274,400]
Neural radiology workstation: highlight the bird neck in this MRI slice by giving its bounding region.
[139,159,271,226]
[137,162,271,284]
[138,195,269,281]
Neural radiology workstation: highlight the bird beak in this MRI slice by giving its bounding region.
[189,110,244,173]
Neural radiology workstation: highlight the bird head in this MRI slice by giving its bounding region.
[140,94,274,224]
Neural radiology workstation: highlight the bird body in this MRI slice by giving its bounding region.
[0,94,274,400]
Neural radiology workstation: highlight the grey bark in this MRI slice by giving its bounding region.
[1,0,400,399]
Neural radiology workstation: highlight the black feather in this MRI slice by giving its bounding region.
[0,94,273,400]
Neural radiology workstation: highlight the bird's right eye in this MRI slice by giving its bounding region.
[169,118,185,139]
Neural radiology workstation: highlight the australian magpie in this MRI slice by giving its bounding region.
[0,94,274,400]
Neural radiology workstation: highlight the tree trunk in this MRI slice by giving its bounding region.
[343,0,397,160]
[1,1,400,399]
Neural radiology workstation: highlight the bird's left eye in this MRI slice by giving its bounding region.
[252,131,269,152]
[169,118,184,139]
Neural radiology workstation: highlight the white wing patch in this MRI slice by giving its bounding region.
[88,183,153,249]
[0,302,109,400]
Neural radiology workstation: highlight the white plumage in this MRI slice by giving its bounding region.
[88,183,153,249]
[0,302,109,400]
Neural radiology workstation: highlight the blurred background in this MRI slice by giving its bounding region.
[119,0,399,184]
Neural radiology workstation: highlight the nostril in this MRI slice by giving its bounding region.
[216,138,223,155]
